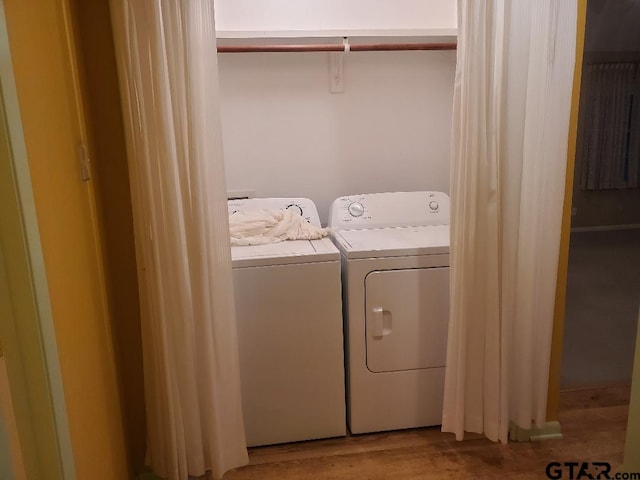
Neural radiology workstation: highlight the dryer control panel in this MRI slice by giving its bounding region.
[228,197,321,226]
[328,191,450,229]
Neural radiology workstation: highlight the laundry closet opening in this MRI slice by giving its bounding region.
[214,1,457,225]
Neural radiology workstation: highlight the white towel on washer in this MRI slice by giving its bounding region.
[229,209,330,246]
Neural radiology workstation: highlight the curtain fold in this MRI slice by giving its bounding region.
[443,0,577,443]
[109,1,248,478]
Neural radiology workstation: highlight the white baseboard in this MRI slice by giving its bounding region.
[571,224,640,233]
[509,421,563,442]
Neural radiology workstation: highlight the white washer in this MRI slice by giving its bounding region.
[228,197,346,447]
[328,191,450,435]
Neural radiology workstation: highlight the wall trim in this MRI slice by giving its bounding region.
[571,224,640,233]
[509,421,563,442]
[623,309,640,470]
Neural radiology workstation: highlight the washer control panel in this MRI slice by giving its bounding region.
[228,197,320,226]
[328,191,450,229]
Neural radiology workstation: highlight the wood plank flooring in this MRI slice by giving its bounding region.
[225,385,631,479]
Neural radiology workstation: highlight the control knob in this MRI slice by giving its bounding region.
[286,203,303,216]
[348,202,365,217]
[429,201,439,211]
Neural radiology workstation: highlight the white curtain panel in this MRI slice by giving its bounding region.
[109,1,248,478]
[443,0,577,443]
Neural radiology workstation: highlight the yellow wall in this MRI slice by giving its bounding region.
[0,68,66,480]
[547,0,587,422]
[69,0,146,472]
[3,0,129,478]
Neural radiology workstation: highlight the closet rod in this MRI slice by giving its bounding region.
[217,42,457,53]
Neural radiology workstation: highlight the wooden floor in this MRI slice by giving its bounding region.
[225,385,630,479]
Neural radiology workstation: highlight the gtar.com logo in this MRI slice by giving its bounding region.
[545,462,640,479]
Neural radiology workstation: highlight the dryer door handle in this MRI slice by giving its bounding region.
[370,307,391,338]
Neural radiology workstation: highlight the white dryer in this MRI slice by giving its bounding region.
[228,197,346,447]
[328,191,450,435]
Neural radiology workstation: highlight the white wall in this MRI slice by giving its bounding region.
[214,0,456,35]
[218,50,456,224]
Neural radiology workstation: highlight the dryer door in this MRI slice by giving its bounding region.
[365,267,449,373]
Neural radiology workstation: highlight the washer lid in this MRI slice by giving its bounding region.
[333,225,449,259]
[231,237,339,268]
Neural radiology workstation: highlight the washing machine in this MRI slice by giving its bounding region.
[228,197,346,447]
[328,191,450,434]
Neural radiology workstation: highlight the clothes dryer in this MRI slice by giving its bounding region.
[328,191,450,434]
[229,197,346,446]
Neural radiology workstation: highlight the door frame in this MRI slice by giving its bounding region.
[0,1,75,478]
[549,0,639,468]
[546,0,587,423]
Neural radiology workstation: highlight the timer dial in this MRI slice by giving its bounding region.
[348,202,365,217]
[286,204,304,216]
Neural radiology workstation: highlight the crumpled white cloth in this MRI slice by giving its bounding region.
[229,209,330,246]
